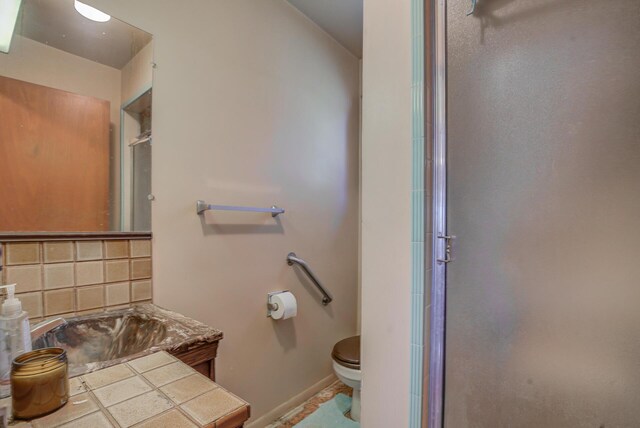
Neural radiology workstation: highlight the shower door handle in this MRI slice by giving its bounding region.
[436,234,455,264]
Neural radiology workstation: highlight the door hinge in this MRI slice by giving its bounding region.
[436,234,455,264]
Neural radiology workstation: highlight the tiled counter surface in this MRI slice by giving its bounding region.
[1,351,250,428]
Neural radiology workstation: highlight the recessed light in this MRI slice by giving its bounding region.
[0,0,22,53]
[74,1,110,22]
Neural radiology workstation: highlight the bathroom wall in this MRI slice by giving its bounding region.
[0,239,153,322]
[361,0,413,426]
[87,0,360,423]
[121,42,153,103]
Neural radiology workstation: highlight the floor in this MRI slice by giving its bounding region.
[267,381,354,427]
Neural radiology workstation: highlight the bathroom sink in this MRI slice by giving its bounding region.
[33,312,168,364]
[31,304,223,377]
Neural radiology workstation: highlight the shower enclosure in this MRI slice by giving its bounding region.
[429,0,640,426]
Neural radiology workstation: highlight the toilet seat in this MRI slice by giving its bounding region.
[332,335,360,370]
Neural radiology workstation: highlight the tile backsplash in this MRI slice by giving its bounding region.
[0,239,152,322]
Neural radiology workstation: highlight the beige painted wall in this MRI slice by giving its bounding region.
[361,0,413,425]
[121,41,153,103]
[88,0,360,422]
[0,35,122,229]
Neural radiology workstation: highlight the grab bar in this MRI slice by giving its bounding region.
[196,200,285,217]
[287,252,333,305]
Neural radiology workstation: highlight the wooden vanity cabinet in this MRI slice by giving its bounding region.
[169,340,220,381]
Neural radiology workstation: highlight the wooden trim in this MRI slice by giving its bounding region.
[215,405,250,428]
[0,232,152,242]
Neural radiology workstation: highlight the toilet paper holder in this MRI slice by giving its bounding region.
[267,291,289,318]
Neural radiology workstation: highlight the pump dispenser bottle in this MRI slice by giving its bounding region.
[0,284,31,398]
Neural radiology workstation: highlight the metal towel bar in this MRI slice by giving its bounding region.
[196,200,284,217]
[287,252,333,305]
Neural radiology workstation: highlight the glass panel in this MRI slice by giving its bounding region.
[445,1,640,426]
[0,0,153,232]
[132,140,152,231]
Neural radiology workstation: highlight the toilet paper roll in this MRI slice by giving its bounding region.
[270,292,297,320]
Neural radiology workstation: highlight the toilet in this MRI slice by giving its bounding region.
[332,335,361,421]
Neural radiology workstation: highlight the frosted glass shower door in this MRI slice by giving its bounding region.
[132,140,152,231]
[443,0,640,426]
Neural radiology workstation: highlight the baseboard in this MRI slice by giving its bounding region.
[246,373,338,428]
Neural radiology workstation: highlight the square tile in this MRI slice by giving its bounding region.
[160,374,217,404]
[130,240,151,258]
[6,243,40,265]
[180,388,245,426]
[133,409,197,428]
[105,282,130,306]
[76,285,104,311]
[76,261,104,286]
[82,364,135,390]
[105,260,129,283]
[143,361,193,387]
[106,304,130,311]
[43,263,74,289]
[43,241,73,263]
[131,280,152,302]
[130,259,152,280]
[107,390,173,427]
[57,411,114,428]
[76,308,105,316]
[76,241,103,261]
[31,392,98,427]
[105,241,129,259]
[128,352,176,374]
[6,265,42,293]
[44,289,74,316]
[18,292,43,318]
[93,376,152,407]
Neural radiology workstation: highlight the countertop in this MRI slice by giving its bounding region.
[1,351,250,428]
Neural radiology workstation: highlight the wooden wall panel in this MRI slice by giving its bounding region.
[0,76,110,231]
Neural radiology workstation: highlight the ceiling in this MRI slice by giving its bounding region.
[17,0,152,69]
[15,0,361,68]
[287,0,363,58]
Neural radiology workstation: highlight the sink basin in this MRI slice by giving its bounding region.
[33,312,168,364]
[31,304,223,376]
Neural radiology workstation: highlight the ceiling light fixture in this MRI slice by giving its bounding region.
[0,0,22,53]
[74,1,110,23]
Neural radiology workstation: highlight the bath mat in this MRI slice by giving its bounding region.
[293,393,359,428]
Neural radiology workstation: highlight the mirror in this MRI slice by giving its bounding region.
[0,0,153,233]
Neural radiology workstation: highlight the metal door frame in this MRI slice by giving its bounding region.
[427,0,447,426]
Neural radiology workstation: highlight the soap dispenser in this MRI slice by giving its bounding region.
[0,284,32,398]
